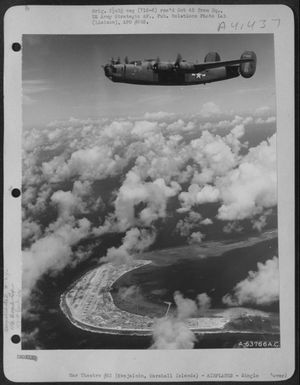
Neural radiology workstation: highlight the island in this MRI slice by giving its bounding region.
[60,230,279,337]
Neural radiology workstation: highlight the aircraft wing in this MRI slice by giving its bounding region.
[193,58,254,72]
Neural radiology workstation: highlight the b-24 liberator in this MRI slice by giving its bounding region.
[103,51,257,86]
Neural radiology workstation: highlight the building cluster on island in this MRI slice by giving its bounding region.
[62,261,155,334]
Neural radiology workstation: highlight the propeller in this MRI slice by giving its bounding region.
[152,56,160,71]
[124,56,129,64]
[174,53,182,70]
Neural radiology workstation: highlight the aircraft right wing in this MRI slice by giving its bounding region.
[193,58,254,72]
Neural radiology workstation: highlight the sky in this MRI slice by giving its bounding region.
[22,34,276,127]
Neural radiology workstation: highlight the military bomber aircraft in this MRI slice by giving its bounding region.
[103,51,257,86]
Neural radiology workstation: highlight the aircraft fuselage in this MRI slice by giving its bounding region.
[104,61,240,85]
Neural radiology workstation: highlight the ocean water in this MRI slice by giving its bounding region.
[112,238,279,316]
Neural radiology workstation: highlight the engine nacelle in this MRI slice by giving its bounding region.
[240,51,257,78]
[204,52,221,62]
[177,61,194,71]
[154,62,173,72]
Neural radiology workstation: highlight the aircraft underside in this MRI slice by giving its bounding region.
[110,66,240,86]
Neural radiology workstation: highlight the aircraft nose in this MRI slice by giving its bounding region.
[104,65,111,77]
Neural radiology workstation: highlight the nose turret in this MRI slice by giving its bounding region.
[104,64,112,79]
[103,62,125,83]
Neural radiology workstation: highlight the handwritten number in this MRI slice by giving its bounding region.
[259,19,266,28]
[272,18,280,27]
[217,21,226,32]
[247,20,256,29]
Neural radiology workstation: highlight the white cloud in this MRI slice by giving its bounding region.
[131,120,158,137]
[177,130,276,223]
[50,181,102,220]
[150,317,196,349]
[115,170,181,229]
[42,145,128,182]
[191,130,237,178]
[254,106,272,117]
[150,291,197,349]
[176,211,202,237]
[23,217,92,298]
[223,221,244,234]
[174,291,198,319]
[255,116,276,124]
[222,257,279,306]
[200,102,221,118]
[200,218,213,225]
[188,231,205,244]
[102,227,155,265]
[197,293,212,315]
[51,190,82,219]
[22,219,42,243]
[178,184,220,211]
[143,111,175,120]
[252,209,273,232]
[217,134,276,220]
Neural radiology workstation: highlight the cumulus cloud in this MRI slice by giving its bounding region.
[50,180,103,219]
[178,184,220,212]
[51,190,82,219]
[102,227,156,265]
[254,106,272,117]
[114,170,181,230]
[251,209,273,232]
[150,291,197,349]
[22,219,42,243]
[223,221,244,234]
[177,123,276,224]
[200,218,213,225]
[175,211,202,237]
[174,291,198,319]
[191,130,237,179]
[255,116,276,124]
[197,293,212,315]
[143,111,175,120]
[42,145,128,182]
[150,291,212,349]
[216,134,277,221]
[222,257,279,306]
[150,317,196,349]
[200,102,221,118]
[23,217,92,298]
[188,231,205,244]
